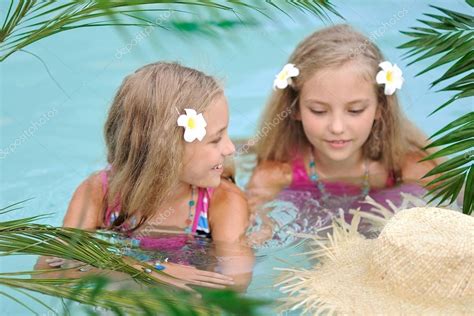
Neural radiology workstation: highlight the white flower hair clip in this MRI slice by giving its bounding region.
[273,63,299,90]
[376,61,404,95]
[177,109,207,142]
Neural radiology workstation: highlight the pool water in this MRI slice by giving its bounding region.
[1,0,471,314]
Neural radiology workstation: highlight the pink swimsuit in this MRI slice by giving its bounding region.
[273,153,426,239]
[289,153,397,190]
[99,169,213,251]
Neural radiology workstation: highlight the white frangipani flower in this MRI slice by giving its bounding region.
[177,109,207,142]
[376,61,404,95]
[273,63,299,90]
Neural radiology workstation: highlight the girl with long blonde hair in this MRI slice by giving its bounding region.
[247,24,437,241]
[39,62,251,290]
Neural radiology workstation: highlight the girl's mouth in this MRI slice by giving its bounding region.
[325,140,351,149]
[212,164,223,172]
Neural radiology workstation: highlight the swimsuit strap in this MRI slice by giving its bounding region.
[385,169,397,187]
[100,169,119,226]
[289,153,311,188]
[193,187,213,238]
[101,167,212,237]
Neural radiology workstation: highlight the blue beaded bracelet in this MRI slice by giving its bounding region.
[154,263,166,271]
[154,258,168,271]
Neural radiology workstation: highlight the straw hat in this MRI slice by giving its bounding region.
[277,207,474,315]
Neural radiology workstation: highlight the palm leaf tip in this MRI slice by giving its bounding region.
[0,207,267,315]
[400,4,473,215]
[0,0,342,62]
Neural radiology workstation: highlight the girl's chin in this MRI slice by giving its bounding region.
[313,143,361,161]
[196,176,221,189]
[318,150,354,162]
[210,175,223,187]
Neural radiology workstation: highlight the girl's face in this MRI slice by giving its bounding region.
[181,94,235,188]
[297,61,379,164]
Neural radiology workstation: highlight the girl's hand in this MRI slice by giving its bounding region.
[45,257,92,271]
[45,257,66,267]
[123,256,235,291]
[45,257,85,268]
[45,257,234,291]
[247,224,273,246]
[152,262,235,290]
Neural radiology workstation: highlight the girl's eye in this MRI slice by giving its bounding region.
[211,137,222,144]
[349,109,364,114]
[310,109,326,115]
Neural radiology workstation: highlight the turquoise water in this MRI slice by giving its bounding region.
[1,0,472,314]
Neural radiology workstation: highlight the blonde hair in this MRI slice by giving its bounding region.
[256,24,428,179]
[104,62,222,230]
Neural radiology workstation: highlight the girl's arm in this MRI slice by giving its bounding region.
[246,161,292,211]
[34,254,229,292]
[34,173,107,278]
[401,151,439,187]
[62,173,104,229]
[208,179,254,291]
[245,161,292,245]
[38,174,235,290]
[402,151,466,206]
[209,178,249,243]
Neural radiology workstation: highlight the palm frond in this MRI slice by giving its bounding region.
[0,216,169,286]
[0,0,340,62]
[398,5,473,115]
[399,4,474,215]
[0,203,268,315]
[1,274,266,315]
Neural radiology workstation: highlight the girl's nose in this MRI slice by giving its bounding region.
[224,135,236,156]
[328,115,345,135]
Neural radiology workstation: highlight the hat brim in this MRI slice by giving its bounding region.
[278,222,473,315]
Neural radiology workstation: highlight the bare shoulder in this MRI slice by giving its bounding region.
[62,171,105,229]
[245,160,292,211]
[247,160,292,190]
[401,151,438,185]
[209,179,249,242]
[211,178,248,212]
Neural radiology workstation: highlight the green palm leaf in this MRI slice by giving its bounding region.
[1,275,266,315]
[0,215,165,286]
[0,202,268,315]
[399,3,474,214]
[0,0,340,62]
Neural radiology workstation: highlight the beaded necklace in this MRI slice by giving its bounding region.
[111,186,197,234]
[184,185,196,234]
[308,150,370,207]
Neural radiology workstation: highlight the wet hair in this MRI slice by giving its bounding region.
[256,24,429,179]
[103,62,222,230]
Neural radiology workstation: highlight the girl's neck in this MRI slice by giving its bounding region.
[139,181,194,229]
[168,181,193,201]
[311,147,365,179]
[138,181,192,218]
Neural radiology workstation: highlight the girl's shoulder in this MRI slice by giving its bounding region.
[247,160,293,190]
[208,178,249,242]
[62,171,105,229]
[245,160,292,212]
[400,150,437,185]
[82,171,107,200]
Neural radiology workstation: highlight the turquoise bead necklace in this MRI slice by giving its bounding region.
[184,185,196,234]
[308,150,370,204]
